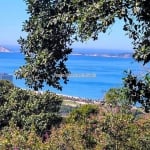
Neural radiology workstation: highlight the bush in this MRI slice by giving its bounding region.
[0,123,45,149]
[67,104,99,124]
[0,104,149,149]
[0,81,62,136]
[124,71,150,112]
[0,80,14,105]
[104,88,129,106]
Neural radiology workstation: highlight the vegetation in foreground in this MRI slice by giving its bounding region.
[0,80,150,149]
[0,80,62,137]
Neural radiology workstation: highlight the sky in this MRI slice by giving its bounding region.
[0,0,133,52]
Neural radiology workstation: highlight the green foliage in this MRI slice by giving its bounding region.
[105,88,130,106]
[0,80,14,93]
[66,0,149,112]
[17,0,150,91]
[49,124,87,150]
[16,0,150,112]
[124,71,150,113]
[101,113,150,150]
[49,105,101,150]
[57,0,150,112]
[0,123,46,149]
[16,0,75,90]
[0,105,150,149]
[0,80,14,105]
[67,104,99,123]
[0,81,62,136]
[54,0,150,64]
[49,106,150,150]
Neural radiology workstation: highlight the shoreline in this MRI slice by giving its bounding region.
[35,90,103,105]
[56,93,103,105]
[70,53,132,58]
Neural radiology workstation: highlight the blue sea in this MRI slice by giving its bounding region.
[0,51,145,100]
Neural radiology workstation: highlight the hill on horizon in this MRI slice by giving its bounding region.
[0,46,10,52]
[1,45,133,57]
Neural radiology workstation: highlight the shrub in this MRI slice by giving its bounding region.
[0,80,14,105]
[0,81,62,136]
[104,88,129,106]
[67,104,99,124]
[0,104,149,149]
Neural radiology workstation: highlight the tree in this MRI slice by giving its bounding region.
[56,0,150,111]
[104,88,129,106]
[67,104,99,124]
[0,80,14,105]
[101,113,150,150]
[16,0,75,90]
[123,71,150,112]
[55,0,150,58]
[0,81,62,136]
[0,103,149,149]
[17,0,150,111]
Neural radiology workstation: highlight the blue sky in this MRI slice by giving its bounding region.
[0,0,27,45]
[0,0,133,51]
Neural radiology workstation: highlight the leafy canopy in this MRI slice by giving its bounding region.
[17,0,150,111]
[17,0,150,90]
[124,71,150,113]
[0,80,62,136]
[16,0,75,90]
[55,0,150,63]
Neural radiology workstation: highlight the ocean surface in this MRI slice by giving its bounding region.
[0,51,145,100]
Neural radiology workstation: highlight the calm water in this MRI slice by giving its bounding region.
[0,52,144,100]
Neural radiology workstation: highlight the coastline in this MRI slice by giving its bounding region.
[36,90,103,105]
[1,51,137,100]
[70,53,132,58]
[57,93,103,105]
[0,46,10,52]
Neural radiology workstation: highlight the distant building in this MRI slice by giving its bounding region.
[0,73,13,82]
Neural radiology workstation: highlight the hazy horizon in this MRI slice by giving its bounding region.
[1,44,133,54]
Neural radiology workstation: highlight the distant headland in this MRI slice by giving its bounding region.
[0,45,133,58]
[71,48,133,58]
[70,52,132,58]
[0,46,10,52]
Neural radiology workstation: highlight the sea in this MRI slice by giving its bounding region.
[0,49,146,100]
